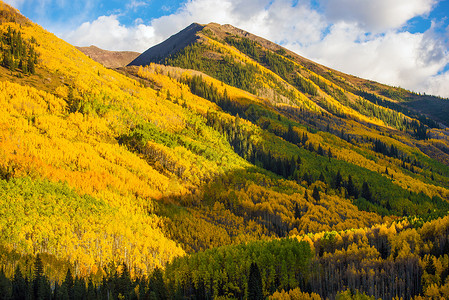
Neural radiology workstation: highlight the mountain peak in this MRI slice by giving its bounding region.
[129,21,304,68]
[128,22,205,66]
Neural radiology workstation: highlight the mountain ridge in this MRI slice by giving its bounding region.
[76,45,140,68]
[130,22,449,128]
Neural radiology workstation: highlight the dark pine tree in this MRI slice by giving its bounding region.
[73,277,86,300]
[425,257,436,275]
[12,265,26,300]
[335,170,342,189]
[33,254,45,300]
[118,263,132,298]
[150,267,167,300]
[64,267,74,300]
[247,262,263,300]
[312,186,320,202]
[0,268,12,300]
[87,279,97,300]
[294,202,301,219]
[361,181,372,202]
[317,144,324,156]
[346,175,358,198]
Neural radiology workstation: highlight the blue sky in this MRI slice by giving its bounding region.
[6,0,449,97]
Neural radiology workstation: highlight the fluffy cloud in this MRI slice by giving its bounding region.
[60,0,449,97]
[64,0,326,51]
[291,22,449,94]
[64,15,158,52]
[319,0,437,32]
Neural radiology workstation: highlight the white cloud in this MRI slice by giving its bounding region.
[426,71,449,97]
[138,0,326,49]
[63,15,158,52]
[60,0,449,97]
[126,0,148,11]
[294,25,447,92]
[319,0,437,32]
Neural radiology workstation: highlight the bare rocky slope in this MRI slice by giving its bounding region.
[76,45,140,68]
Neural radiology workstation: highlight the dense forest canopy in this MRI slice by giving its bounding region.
[1,2,449,298]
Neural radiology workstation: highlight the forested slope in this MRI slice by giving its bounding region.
[1,2,449,298]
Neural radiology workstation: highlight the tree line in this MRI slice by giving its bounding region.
[3,215,449,299]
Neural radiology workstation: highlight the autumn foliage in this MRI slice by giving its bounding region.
[1,2,449,298]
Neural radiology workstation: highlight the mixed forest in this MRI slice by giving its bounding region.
[1,2,449,299]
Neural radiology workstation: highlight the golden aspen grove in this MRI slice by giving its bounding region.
[1,1,449,299]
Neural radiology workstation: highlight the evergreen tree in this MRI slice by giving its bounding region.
[294,202,301,219]
[361,181,372,202]
[318,144,324,156]
[319,172,325,183]
[312,186,320,202]
[12,265,26,300]
[303,172,312,186]
[64,268,74,300]
[0,268,12,300]
[150,267,167,300]
[301,133,308,145]
[33,254,46,300]
[287,124,294,142]
[425,257,436,275]
[118,263,132,297]
[247,262,263,300]
[73,277,86,300]
[346,175,358,198]
[28,55,35,74]
[335,170,342,189]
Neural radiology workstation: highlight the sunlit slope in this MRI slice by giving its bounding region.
[133,64,449,213]
[0,2,394,273]
[131,22,449,163]
[129,23,449,225]
[1,1,449,279]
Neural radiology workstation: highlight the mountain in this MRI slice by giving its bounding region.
[1,3,449,298]
[131,22,449,128]
[128,22,204,67]
[76,45,140,68]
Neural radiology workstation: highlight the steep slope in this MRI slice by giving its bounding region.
[2,4,449,298]
[131,22,449,128]
[129,23,204,67]
[0,2,390,275]
[76,45,140,68]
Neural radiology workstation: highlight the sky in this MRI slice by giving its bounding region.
[5,0,449,98]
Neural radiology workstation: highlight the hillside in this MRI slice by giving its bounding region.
[1,2,449,298]
[130,22,449,128]
[76,45,140,68]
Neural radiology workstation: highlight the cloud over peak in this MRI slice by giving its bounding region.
[56,0,449,98]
